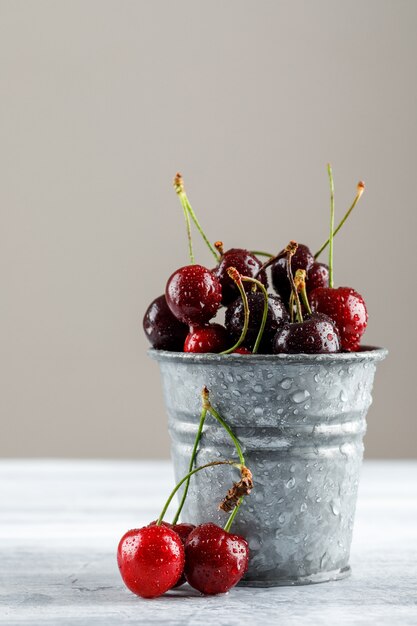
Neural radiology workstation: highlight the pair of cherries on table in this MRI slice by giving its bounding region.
[117,519,249,598]
[144,241,368,355]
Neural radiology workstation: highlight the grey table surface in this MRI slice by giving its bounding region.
[1,460,416,626]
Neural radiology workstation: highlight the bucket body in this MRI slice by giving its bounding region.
[150,348,387,586]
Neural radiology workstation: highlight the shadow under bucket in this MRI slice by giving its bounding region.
[149,347,387,587]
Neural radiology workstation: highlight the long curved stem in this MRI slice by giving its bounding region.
[224,497,243,532]
[156,461,238,526]
[286,241,303,323]
[327,164,335,288]
[204,406,245,466]
[241,277,269,353]
[171,405,207,525]
[314,181,365,259]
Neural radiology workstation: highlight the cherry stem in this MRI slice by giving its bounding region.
[174,173,195,264]
[173,173,220,262]
[294,269,312,315]
[286,241,303,323]
[241,277,269,353]
[156,460,240,526]
[314,181,365,259]
[171,402,207,525]
[327,164,335,288]
[203,392,247,531]
[251,250,274,259]
[220,268,250,355]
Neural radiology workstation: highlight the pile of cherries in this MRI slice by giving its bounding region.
[118,519,249,598]
[143,169,368,355]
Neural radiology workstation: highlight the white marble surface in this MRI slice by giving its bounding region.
[1,460,416,625]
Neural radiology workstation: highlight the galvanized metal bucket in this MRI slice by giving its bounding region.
[149,347,387,587]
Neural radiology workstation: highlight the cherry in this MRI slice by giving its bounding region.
[273,312,340,354]
[117,525,185,598]
[310,287,367,351]
[184,324,230,353]
[166,265,222,326]
[307,262,329,292]
[271,243,314,304]
[233,346,251,354]
[143,295,189,351]
[214,246,268,305]
[184,523,249,594]
[225,291,288,353]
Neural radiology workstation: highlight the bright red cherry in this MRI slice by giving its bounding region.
[310,286,368,351]
[184,523,249,595]
[117,525,185,598]
[307,262,329,293]
[271,243,314,304]
[273,312,340,354]
[214,248,268,305]
[143,295,188,351]
[166,265,222,326]
[233,346,251,354]
[184,324,230,353]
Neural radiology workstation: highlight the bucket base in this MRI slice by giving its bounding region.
[238,565,351,587]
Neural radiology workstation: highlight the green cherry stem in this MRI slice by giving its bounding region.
[173,173,195,264]
[173,173,220,262]
[241,277,269,354]
[171,401,207,525]
[220,268,250,355]
[224,498,243,532]
[327,164,335,288]
[314,180,365,259]
[156,460,239,526]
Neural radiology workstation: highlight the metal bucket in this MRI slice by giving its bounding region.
[149,347,387,587]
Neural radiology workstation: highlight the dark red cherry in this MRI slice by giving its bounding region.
[271,244,314,304]
[225,292,289,353]
[184,324,230,353]
[307,262,329,292]
[166,265,222,326]
[143,295,189,351]
[117,525,185,598]
[214,248,268,305]
[184,523,249,594]
[310,286,368,351]
[273,312,341,354]
[172,523,196,588]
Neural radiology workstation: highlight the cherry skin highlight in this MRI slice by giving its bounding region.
[143,295,189,351]
[184,522,249,595]
[117,525,185,598]
[184,324,230,353]
[214,248,268,305]
[225,292,288,353]
[310,286,368,351]
[271,243,314,304]
[273,312,341,354]
[166,265,222,326]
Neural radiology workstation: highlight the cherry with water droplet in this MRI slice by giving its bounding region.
[225,291,288,353]
[273,312,340,354]
[166,265,222,326]
[214,245,268,305]
[271,243,314,304]
[310,286,367,351]
[307,262,329,292]
[184,522,249,594]
[143,295,189,350]
[117,525,185,598]
[184,324,230,353]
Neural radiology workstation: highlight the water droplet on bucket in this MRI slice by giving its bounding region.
[286,477,296,489]
[330,499,340,515]
[281,378,292,389]
[300,503,307,513]
[292,389,311,403]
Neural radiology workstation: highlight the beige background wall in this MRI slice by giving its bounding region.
[1,0,416,459]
